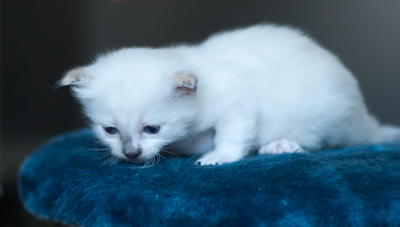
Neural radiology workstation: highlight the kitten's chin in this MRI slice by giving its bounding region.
[108,151,144,164]
[123,158,144,164]
[117,152,160,164]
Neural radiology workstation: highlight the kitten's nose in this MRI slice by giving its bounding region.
[123,144,143,159]
[123,149,142,159]
[122,141,143,159]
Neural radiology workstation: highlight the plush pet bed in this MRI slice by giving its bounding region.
[19,129,400,227]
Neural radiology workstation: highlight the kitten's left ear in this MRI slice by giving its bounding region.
[170,72,197,95]
[58,67,93,87]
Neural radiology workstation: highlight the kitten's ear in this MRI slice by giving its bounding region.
[170,72,197,95]
[58,67,93,87]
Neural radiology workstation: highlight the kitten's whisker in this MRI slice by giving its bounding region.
[155,154,161,165]
[161,150,181,168]
[96,152,112,160]
[107,156,115,166]
[161,150,178,157]
[133,155,161,169]
[111,156,122,165]
[147,159,153,168]
[145,156,159,168]
[79,150,109,156]
[142,158,150,169]
[100,157,112,167]
[109,157,115,165]
[163,144,186,149]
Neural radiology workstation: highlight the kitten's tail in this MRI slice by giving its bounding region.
[374,125,400,144]
[348,108,400,145]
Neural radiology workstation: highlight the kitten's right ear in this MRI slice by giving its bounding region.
[58,67,93,87]
[170,72,197,96]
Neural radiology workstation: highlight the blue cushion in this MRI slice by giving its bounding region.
[19,129,400,227]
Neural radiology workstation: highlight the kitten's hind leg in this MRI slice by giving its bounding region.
[259,138,303,154]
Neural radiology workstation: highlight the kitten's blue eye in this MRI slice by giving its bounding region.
[104,127,118,135]
[144,125,160,134]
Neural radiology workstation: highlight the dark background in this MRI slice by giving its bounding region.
[1,0,400,226]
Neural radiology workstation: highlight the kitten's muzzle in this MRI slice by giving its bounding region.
[123,143,142,159]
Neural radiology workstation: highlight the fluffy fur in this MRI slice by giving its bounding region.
[60,24,400,165]
[19,129,400,226]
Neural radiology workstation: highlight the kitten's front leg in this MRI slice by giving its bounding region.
[197,113,255,165]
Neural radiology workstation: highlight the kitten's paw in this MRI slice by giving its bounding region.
[259,139,302,154]
[197,152,241,166]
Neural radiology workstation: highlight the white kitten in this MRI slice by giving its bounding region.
[60,24,400,165]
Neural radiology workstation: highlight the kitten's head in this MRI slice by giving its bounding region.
[59,48,197,162]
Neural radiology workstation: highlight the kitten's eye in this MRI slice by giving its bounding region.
[104,127,118,135]
[144,125,160,134]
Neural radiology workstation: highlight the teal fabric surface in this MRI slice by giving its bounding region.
[19,129,400,226]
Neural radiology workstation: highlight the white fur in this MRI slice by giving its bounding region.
[61,24,400,165]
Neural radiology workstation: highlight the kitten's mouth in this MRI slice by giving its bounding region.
[122,155,144,164]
